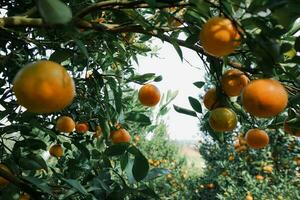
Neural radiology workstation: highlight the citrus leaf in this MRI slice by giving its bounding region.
[37,0,72,25]
[188,96,202,113]
[173,105,197,117]
[132,152,149,182]
[105,143,129,156]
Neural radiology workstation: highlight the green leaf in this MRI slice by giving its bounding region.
[294,37,300,52]
[16,139,47,150]
[188,96,202,113]
[193,81,205,89]
[170,39,183,61]
[75,40,89,58]
[37,0,72,25]
[120,152,129,170]
[173,105,197,117]
[23,176,52,194]
[104,143,129,156]
[125,113,151,126]
[61,178,88,195]
[143,168,170,181]
[153,75,163,82]
[125,159,136,184]
[132,152,149,182]
[19,154,47,171]
[49,49,73,63]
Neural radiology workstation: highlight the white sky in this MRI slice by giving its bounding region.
[135,39,205,141]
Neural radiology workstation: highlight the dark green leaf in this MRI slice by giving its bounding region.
[22,176,52,194]
[125,113,151,126]
[16,139,47,150]
[120,152,129,170]
[193,81,205,89]
[49,49,73,63]
[132,152,149,182]
[61,178,88,195]
[188,96,202,113]
[295,37,300,52]
[173,105,197,117]
[37,0,72,24]
[105,143,129,156]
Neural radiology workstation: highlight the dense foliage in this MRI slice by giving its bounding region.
[0,0,299,199]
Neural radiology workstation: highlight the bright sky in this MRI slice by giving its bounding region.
[135,39,205,141]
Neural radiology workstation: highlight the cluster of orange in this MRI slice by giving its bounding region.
[200,17,298,149]
[148,159,168,167]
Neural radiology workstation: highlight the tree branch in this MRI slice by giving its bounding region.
[75,0,191,19]
[0,168,44,199]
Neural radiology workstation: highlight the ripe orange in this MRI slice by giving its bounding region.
[199,17,240,57]
[49,144,64,157]
[19,192,30,200]
[228,155,235,161]
[203,88,221,110]
[245,129,269,149]
[0,164,12,186]
[110,128,131,144]
[13,60,75,113]
[242,79,288,118]
[138,84,160,107]
[263,165,273,173]
[255,174,264,180]
[209,108,237,132]
[134,135,141,142]
[56,116,75,133]
[75,123,89,133]
[284,118,300,137]
[221,69,249,96]
[206,183,215,189]
[245,194,253,200]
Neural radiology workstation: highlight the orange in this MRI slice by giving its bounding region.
[203,88,221,110]
[56,116,75,133]
[110,128,131,144]
[245,129,269,149]
[206,183,215,189]
[199,17,240,57]
[13,60,75,113]
[49,144,64,157]
[19,192,30,200]
[284,118,300,137]
[255,174,264,181]
[263,165,273,173]
[134,135,141,142]
[242,79,288,118]
[209,108,237,132]
[75,123,89,133]
[228,155,235,161]
[0,164,12,186]
[138,84,160,107]
[245,194,253,200]
[221,69,249,96]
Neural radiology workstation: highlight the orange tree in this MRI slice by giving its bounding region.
[0,0,300,199]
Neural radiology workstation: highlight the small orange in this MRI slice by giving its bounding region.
[209,108,237,132]
[138,84,160,107]
[206,183,215,189]
[19,192,30,200]
[0,164,12,186]
[228,155,235,161]
[75,123,89,133]
[242,79,288,118]
[203,88,221,110]
[199,17,240,57]
[49,144,64,157]
[245,194,253,200]
[13,60,75,113]
[284,118,300,137]
[56,116,75,133]
[110,128,131,144]
[134,135,141,142]
[255,174,264,181]
[221,69,249,96]
[263,165,273,173]
[245,129,269,149]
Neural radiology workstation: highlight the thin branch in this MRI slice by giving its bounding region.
[75,0,192,19]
